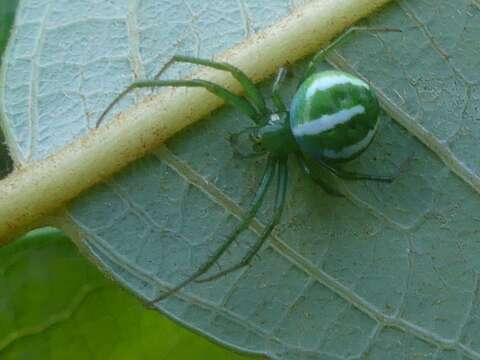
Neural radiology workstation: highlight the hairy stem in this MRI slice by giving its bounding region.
[0,0,393,245]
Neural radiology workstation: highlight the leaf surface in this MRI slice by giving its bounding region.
[2,0,480,359]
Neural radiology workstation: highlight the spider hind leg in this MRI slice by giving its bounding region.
[148,157,278,304]
[196,157,288,283]
[297,155,345,197]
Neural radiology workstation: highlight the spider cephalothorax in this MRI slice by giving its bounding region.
[251,113,298,157]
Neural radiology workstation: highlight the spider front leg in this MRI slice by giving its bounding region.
[271,67,288,114]
[301,26,402,83]
[196,157,288,283]
[148,157,277,304]
[96,78,261,128]
[154,55,268,119]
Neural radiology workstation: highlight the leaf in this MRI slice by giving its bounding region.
[0,0,17,178]
[0,228,252,360]
[0,0,391,243]
[2,0,480,359]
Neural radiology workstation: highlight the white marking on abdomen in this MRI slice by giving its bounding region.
[292,105,365,136]
[322,128,376,159]
[306,74,369,98]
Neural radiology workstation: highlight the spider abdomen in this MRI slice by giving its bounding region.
[290,70,379,162]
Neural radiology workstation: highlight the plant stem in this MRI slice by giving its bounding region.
[0,0,393,245]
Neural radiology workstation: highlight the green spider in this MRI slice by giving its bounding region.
[96,27,401,303]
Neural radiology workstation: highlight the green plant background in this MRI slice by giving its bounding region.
[0,3,253,359]
[0,229,254,359]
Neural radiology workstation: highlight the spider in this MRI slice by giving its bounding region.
[96,27,402,304]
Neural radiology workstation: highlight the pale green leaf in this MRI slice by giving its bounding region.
[2,1,480,359]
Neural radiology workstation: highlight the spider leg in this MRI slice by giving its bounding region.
[196,157,288,283]
[96,79,261,128]
[148,157,277,304]
[301,27,402,83]
[297,154,344,197]
[154,55,268,118]
[271,67,288,114]
[230,148,266,160]
[316,158,395,183]
[227,127,266,159]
